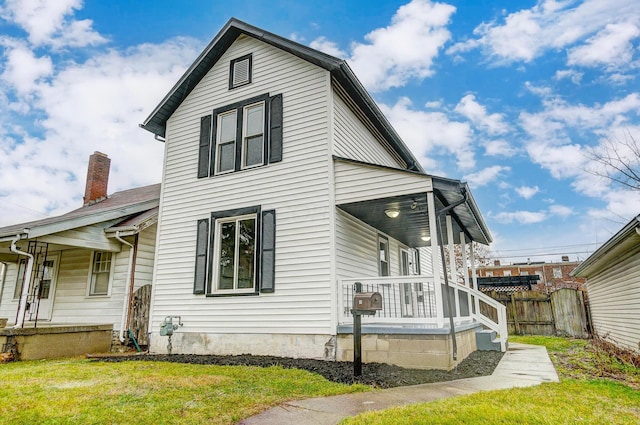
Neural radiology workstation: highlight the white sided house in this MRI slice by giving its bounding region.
[0,153,159,360]
[572,214,640,354]
[141,19,507,370]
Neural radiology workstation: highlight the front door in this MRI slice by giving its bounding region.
[400,249,415,317]
[27,255,58,321]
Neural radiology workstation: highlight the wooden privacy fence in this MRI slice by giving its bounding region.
[480,288,588,338]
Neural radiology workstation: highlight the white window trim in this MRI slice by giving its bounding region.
[241,101,265,170]
[86,250,116,297]
[212,213,258,295]
[378,235,389,277]
[215,109,238,175]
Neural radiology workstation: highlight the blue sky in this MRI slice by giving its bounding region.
[1,0,639,263]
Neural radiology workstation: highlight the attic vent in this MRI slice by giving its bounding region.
[230,54,252,89]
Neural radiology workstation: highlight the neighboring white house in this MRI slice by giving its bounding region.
[0,152,159,358]
[141,18,505,370]
[572,214,640,354]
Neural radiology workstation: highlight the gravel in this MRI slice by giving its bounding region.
[97,350,504,388]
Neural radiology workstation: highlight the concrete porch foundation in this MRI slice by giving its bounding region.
[0,324,113,360]
[336,322,481,370]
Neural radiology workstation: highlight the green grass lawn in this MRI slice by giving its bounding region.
[0,358,367,425]
[341,336,640,425]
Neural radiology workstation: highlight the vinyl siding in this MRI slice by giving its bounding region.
[335,209,413,281]
[586,245,640,353]
[49,246,130,327]
[133,224,156,291]
[0,262,18,320]
[334,159,432,204]
[332,89,402,168]
[153,35,334,335]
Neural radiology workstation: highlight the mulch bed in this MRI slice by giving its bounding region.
[96,350,504,388]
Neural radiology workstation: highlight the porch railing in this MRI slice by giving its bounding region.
[339,276,508,351]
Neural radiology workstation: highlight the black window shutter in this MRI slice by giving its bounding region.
[198,115,212,178]
[260,209,276,293]
[268,94,283,163]
[194,219,209,294]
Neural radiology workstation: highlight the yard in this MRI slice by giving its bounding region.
[341,336,640,425]
[0,336,638,424]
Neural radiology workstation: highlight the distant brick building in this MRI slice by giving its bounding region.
[476,256,586,293]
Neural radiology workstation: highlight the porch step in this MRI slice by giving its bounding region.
[476,329,502,351]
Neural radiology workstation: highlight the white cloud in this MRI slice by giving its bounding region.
[309,36,347,58]
[463,165,510,188]
[515,185,540,199]
[549,204,573,217]
[0,43,52,95]
[347,0,456,91]
[448,0,640,69]
[522,93,640,192]
[380,97,475,172]
[492,210,547,224]
[454,94,509,135]
[555,69,583,84]
[483,139,517,157]
[0,0,106,48]
[567,21,640,69]
[0,37,201,226]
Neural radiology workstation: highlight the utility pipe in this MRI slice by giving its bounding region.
[10,236,33,328]
[435,187,468,361]
[115,231,135,343]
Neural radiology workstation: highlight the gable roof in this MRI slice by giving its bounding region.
[572,214,640,277]
[0,184,160,240]
[140,18,422,173]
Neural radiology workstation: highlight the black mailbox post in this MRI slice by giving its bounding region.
[351,282,382,377]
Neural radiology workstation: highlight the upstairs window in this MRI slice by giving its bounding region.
[198,93,283,178]
[229,54,252,89]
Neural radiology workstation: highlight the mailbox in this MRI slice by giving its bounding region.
[353,292,383,311]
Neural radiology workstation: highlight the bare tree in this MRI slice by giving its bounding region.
[445,242,494,283]
[584,131,640,191]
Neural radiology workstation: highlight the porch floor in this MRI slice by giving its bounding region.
[337,320,479,335]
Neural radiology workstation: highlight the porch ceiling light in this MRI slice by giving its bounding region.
[384,209,400,218]
[421,235,431,242]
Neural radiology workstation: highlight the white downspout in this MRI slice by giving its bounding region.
[10,236,34,328]
[115,231,134,343]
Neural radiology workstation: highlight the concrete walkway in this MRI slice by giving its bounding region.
[239,343,559,425]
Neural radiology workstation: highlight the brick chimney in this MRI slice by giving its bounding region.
[83,151,110,206]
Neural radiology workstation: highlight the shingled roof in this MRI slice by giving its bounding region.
[0,184,160,240]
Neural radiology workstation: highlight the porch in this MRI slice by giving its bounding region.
[332,157,507,369]
[0,323,112,360]
[335,276,507,370]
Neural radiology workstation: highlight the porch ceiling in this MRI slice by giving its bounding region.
[338,193,432,248]
[337,183,492,248]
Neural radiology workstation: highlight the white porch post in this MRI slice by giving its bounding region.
[460,232,472,318]
[446,215,460,319]
[426,191,444,327]
[469,241,481,318]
